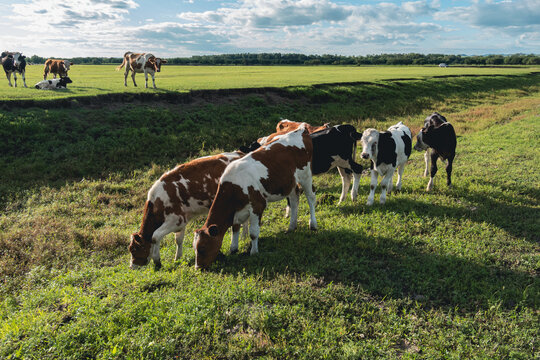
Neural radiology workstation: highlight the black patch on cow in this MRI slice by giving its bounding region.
[376,132,397,167]
[48,80,52,84]
[310,125,363,175]
[422,123,456,161]
[401,133,412,157]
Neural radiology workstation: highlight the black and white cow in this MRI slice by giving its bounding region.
[360,122,412,205]
[35,76,73,90]
[1,51,27,87]
[414,113,457,191]
[310,124,364,203]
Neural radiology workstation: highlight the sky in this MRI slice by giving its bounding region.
[1,0,539,58]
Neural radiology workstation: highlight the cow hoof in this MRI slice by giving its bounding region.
[366,200,374,206]
[310,225,318,231]
[230,248,238,254]
[153,260,162,270]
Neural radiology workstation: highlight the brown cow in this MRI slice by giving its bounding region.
[43,59,73,80]
[193,125,317,269]
[116,51,167,88]
[128,151,244,270]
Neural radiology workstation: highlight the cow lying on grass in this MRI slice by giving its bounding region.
[361,121,412,205]
[128,152,245,269]
[194,125,317,269]
[34,77,72,90]
[414,112,457,191]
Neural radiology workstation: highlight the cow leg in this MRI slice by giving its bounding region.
[427,152,439,192]
[249,213,262,255]
[151,73,156,89]
[123,70,129,86]
[286,187,300,232]
[21,70,27,88]
[395,162,406,191]
[366,170,378,206]
[337,167,352,204]
[379,170,395,204]
[174,229,185,261]
[144,70,149,88]
[303,179,318,231]
[445,155,454,188]
[230,224,241,254]
[6,73,12,87]
[423,149,430,177]
[149,223,177,269]
[131,71,137,87]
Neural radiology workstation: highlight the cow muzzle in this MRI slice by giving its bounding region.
[361,153,370,159]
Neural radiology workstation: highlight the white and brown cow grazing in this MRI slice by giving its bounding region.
[240,120,363,204]
[128,152,244,270]
[194,125,317,269]
[361,121,412,205]
[116,52,167,89]
[414,112,457,191]
[34,76,72,90]
[1,51,27,87]
[43,59,73,80]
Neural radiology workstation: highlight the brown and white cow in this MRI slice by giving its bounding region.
[116,51,167,89]
[43,59,73,80]
[128,151,244,270]
[193,125,317,269]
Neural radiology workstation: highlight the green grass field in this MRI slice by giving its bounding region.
[0,67,539,359]
[2,64,539,101]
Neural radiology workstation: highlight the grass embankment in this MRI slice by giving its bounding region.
[0,74,539,359]
[1,64,539,101]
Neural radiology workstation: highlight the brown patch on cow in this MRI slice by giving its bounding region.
[250,136,312,197]
[195,181,250,268]
[276,120,330,134]
[43,59,70,79]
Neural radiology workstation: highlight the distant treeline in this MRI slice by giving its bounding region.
[26,53,540,66]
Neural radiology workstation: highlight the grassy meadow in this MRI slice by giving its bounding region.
[0,67,539,359]
[1,64,539,101]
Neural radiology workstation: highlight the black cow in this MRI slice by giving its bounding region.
[414,113,457,191]
[1,51,27,87]
[360,122,412,205]
[240,124,364,203]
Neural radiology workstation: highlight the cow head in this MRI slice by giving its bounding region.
[11,52,23,67]
[128,232,152,269]
[360,128,380,160]
[58,76,73,87]
[148,57,167,72]
[193,224,223,269]
[63,60,73,72]
[414,127,431,151]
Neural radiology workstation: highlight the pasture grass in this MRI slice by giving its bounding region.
[0,73,539,359]
[1,64,539,101]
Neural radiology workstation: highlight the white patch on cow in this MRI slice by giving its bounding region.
[63,60,71,71]
[266,126,306,150]
[221,156,269,194]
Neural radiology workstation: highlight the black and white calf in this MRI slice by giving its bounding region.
[1,51,27,87]
[310,125,364,203]
[361,122,412,205]
[35,77,72,90]
[414,113,456,191]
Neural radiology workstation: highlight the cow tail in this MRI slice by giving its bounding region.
[43,62,50,79]
[138,200,164,243]
[116,55,127,71]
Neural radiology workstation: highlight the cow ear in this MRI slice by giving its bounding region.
[161,59,167,64]
[208,224,219,237]
[70,62,73,65]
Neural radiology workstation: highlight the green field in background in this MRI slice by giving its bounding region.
[1,64,539,101]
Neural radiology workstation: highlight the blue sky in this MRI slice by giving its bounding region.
[1,0,539,58]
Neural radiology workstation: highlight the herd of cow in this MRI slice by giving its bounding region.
[1,51,166,89]
[129,115,457,270]
[1,51,457,270]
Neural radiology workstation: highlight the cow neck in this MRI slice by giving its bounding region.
[204,181,243,237]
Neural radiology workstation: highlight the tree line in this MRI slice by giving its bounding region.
[26,53,540,66]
